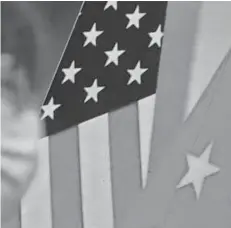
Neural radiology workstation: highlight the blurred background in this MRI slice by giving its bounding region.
[1,2,83,228]
[1,1,83,104]
[2,2,231,228]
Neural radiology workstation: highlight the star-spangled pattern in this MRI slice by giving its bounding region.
[40,3,231,227]
[61,61,82,84]
[41,97,61,120]
[42,2,167,136]
[104,1,117,11]
[83,23,104,47]
[126,5,146,29]
[104,42,126,66]
[84,79,105,103]
[149,24,164,48]
[127,61,148,85]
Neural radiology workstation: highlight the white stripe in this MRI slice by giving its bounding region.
[21,137,52,228]
[79,114,114,228]
[185,2,231,119]
[138,94,156,188]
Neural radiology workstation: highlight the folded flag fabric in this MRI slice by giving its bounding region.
[122,48,231,228]
[20,2,231,228]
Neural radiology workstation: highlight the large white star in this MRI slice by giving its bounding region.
[177,143,220,199]
[61,61,82,84]
[84,79,105,103]
[104,43,125,66]
[83,23,104,47]
[127,61,148,85]
[148,24,164,48]
[41,97,61,120]
[126,5,146,29]
[104,1,117,10]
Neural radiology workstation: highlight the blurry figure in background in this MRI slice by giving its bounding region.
[1,2,82,224]
[1,3,43,223]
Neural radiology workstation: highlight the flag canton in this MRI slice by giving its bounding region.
[42,1,167,136]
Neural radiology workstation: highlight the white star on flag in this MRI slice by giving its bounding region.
[61,61,82,84]
[84,79,105,103]
[83,23,104,47]
[127,61,148,85]
[148,24,164,48]
[104,1,117,11]
[104,42,126,66]
[41,97,61,120]
[177,143,220,199]
[126,5,146,29]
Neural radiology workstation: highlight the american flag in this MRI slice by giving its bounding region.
[41,1,167,226]
[41,1,167,135]
[18,2,231,228]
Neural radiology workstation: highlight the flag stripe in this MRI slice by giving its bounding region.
[109,103,141,228]
[149,1,202,170]
[3,211,21,228]
[121,3,203,228]
[138,94,156,188]
[78,114,114,228]
[21,137,52,228]
[49,128,83,228]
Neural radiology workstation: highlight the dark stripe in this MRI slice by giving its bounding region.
[1,208,21,228]
[49,127,83,228]
[109,103,141,228]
